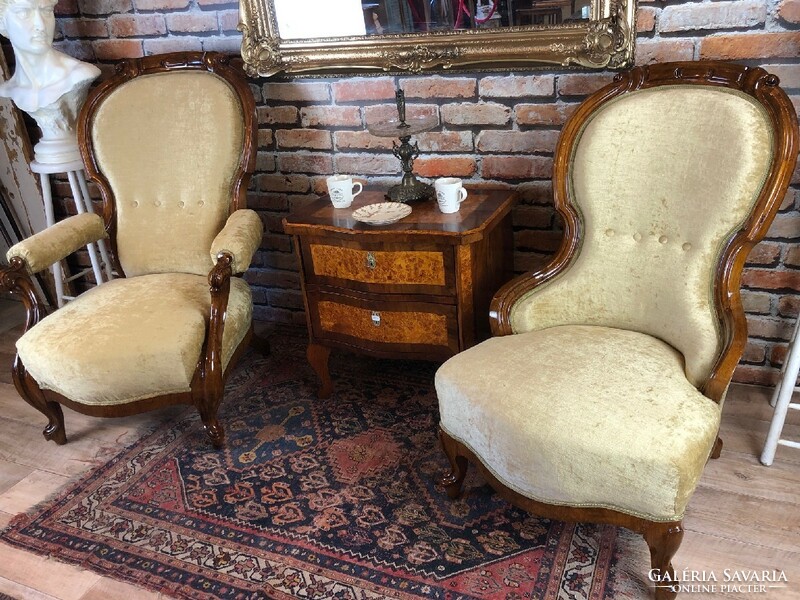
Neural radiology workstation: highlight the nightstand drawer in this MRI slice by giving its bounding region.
[284,188,516,397]
[303,241,455,295]
[308,291,459,358]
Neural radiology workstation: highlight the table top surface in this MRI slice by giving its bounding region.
[283,188,516,240]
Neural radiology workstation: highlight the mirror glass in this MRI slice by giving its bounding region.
[239,0,635,77]
[271,0,592,40]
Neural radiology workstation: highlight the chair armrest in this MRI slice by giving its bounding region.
[6,213,106,275]
[210,209,263,274]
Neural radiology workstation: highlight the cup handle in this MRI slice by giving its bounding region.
[459,187,468,203]
[352,182,363,197]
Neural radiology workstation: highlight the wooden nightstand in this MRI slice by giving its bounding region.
[283,188,516,398]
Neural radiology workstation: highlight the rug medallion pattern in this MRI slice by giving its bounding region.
[1,336,628,599]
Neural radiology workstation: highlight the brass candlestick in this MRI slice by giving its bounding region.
[367,89,435,203]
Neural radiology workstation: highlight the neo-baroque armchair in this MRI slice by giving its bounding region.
[435,62,798,599]
[0,52,263,448]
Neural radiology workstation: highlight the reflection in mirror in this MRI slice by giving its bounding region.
[274,0,593,39]
[273,0,368,39]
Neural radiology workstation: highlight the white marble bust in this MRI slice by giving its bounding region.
[0,0,100,164]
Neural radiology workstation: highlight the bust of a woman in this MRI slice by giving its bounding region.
[0,0,100,164]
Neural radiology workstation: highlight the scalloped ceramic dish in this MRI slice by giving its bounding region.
[351,202,412,225]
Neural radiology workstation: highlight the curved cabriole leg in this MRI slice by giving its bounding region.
[644,521,684,600]
[12,357,67,445]
[197,399,225,449]
[439,428,469,499]
[3,261,61,442]
[307,343,332,399]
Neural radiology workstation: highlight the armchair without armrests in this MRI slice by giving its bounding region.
[435,62,798,600]
[1,52,262,448]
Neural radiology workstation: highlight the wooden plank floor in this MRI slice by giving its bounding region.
[0,299,798,599]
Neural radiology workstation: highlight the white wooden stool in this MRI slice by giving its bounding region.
[761,312,800,466]
[30,158,113,307]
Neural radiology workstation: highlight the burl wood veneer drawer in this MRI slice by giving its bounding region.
[308,291,460,359]
[302,241,455,295]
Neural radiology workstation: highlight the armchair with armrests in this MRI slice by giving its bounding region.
[435,62,798,599]
[0,52,263,448]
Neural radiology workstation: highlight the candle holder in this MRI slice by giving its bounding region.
[367,89,436,203]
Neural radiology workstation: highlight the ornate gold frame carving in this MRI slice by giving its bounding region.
[239,0,636,77]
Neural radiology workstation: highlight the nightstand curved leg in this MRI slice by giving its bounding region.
[307,343,333,399]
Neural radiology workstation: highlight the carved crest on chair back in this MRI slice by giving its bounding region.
[78,53,257,279]
[492,62,799,401]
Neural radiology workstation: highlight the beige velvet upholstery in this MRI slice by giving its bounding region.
[211,209,263,274]
[435,67,795,537]
[4,54,259,449]
[509,86,774,388]
[17,274,252,405]
[6,213,106,275]
[437,326,721,521]
[90,71,245,277]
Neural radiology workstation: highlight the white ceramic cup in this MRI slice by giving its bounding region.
[326,175,363,208]
[435,177,468,214]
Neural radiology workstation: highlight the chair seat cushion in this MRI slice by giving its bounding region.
[435,325,721,522]
[17,273,252,406]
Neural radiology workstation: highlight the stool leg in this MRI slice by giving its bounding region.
[39,173,65,308]
[762,317,800,465]
[76,169,113,280]
[770,316,800,408]
[67,171,104,286]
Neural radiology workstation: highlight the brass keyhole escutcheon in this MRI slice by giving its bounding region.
[366,252,377,270]
[371,311,381,326]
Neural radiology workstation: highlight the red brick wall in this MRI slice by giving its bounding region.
[51,0,800,385]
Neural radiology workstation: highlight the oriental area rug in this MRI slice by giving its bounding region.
[0,334,646,599]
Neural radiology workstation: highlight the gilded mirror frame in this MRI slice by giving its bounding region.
[239,0,636,77]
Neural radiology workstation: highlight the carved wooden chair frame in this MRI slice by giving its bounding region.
[439,62,799,600]
[1,52,259,448]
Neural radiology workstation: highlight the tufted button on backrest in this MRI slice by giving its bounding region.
[510,85,775,387]
[90,70,245,277]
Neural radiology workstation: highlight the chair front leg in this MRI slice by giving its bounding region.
[439,428,469,499]
[2,259,66,443]
[643,521,684,600]
[197,400,224,448]
[195,254,234,449]
[13,356,67,444]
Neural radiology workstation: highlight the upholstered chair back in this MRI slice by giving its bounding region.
[509,85,776,387]
[87,70,245,277]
